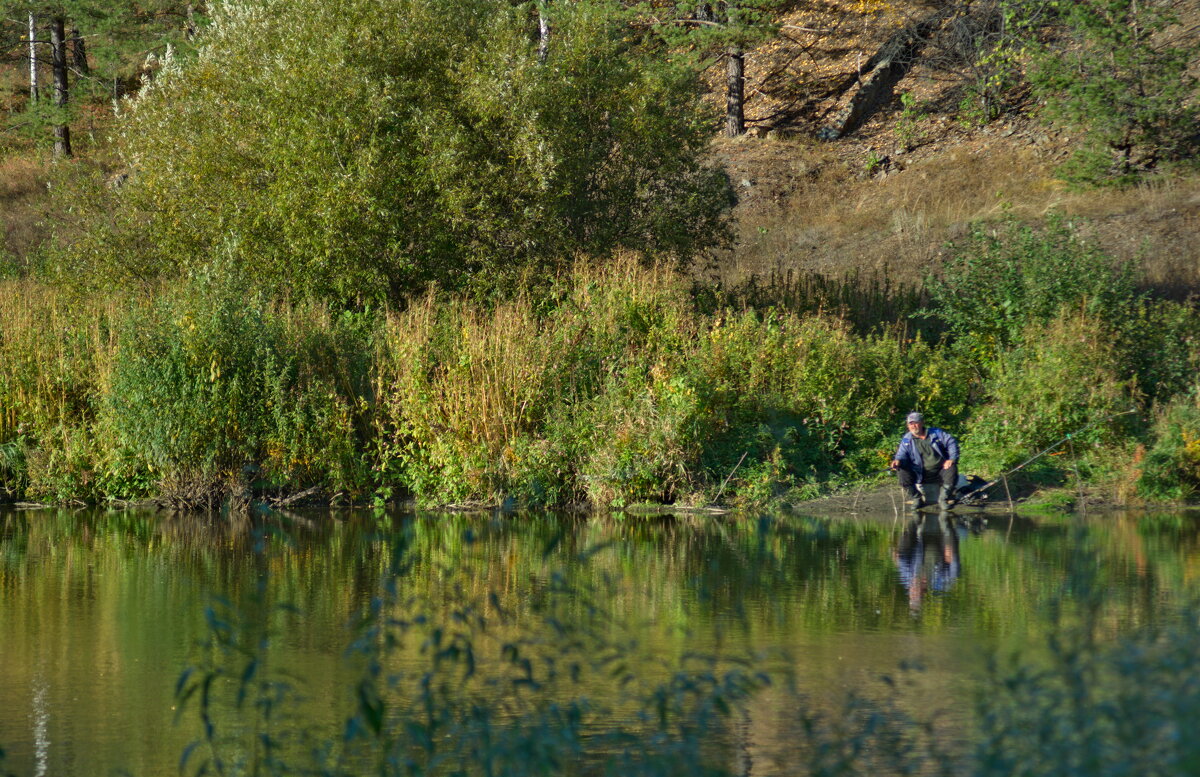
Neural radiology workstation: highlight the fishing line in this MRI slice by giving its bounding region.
[973,407,1138,499]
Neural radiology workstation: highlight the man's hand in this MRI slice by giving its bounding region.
[943,460,955,470]
[890,460,900,470]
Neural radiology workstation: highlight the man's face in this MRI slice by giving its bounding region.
[907,421,925,435]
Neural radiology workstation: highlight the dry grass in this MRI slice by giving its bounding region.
[705,0,1200,294]
[0,154,51,266]
[0,278,122,441]
[717,132,1200,292]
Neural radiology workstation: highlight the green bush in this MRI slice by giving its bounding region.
[1116,298,1200,404]
[1137,394,1200,502]
[108,291,281,492]
[106,284,374,503]
[53,0,730,303]
[965,312,1134,473]
[925,216,1142,368]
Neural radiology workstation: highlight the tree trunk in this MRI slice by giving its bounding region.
[50,17,72,158]
[725,48,745,137]
[28,12,39,102]
[185,3,198,40]
[71,27,89,75]
[537,1,550,62]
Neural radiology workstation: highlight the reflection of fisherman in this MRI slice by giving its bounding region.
[891,411,960,510]
[894,512,961,614]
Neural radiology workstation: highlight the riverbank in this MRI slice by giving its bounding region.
[3,234,1199,511]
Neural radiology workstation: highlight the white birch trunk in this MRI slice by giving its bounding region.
[28,12,39,102]
[537,1,550,62]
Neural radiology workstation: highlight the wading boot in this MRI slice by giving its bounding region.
[938,489,955,510]
[905,491,923,510]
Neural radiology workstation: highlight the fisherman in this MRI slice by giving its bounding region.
[891,412,960,509]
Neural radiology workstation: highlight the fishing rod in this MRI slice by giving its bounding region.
[973,407,1139,499]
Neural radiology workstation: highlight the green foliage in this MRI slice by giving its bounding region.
[0,2,208,148]
[53,0,730,302]
[1138,393,1200,502]
[110,288,280,487]
[0,281,116,501]
[956,56,1019,127]
[863,149,885,176]
[657,0,781,56]
[925,216,1142,368]
[944,0,1199,179]
[913,345,975,427]
[365,262,943,508]
[0,437,26,499]
[1115,297,1200,404]
[944,0,1056,126]
[894,92,926,150]
[1029,0,1200,185]
[106,281,374,503]
[964,312,1133,472]
[3,249,1199,506]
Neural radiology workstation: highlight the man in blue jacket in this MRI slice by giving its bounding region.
[891,412,960,509]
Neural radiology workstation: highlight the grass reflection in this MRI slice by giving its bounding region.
[2,509,1200,775]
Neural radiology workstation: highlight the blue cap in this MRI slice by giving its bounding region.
[906,412,924,424]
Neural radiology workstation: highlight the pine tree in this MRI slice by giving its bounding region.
[657,0,780,137]
[1029,0,1199,184]
[0,2,208,150]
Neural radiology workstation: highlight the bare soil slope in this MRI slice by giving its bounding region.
[705,0,1200,293]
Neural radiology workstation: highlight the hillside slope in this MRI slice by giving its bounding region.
[3,0,1199,293]
[703,0,1200,293]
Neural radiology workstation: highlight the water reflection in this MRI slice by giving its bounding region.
[1,507,1198,776]
[894,512,962,613]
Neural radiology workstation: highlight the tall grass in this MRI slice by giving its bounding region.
[0,245,1197,507]
[0,280,120,499]
[375,261,941,507]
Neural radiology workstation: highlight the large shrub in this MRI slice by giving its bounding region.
[54,0,730,302]
[106,284,374,502]
[965,312,1134,472]
[926,217,1141,368]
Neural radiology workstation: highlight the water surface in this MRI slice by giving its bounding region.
[1,507,1197,776]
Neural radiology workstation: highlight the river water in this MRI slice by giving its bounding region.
[1,507,1197,776]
